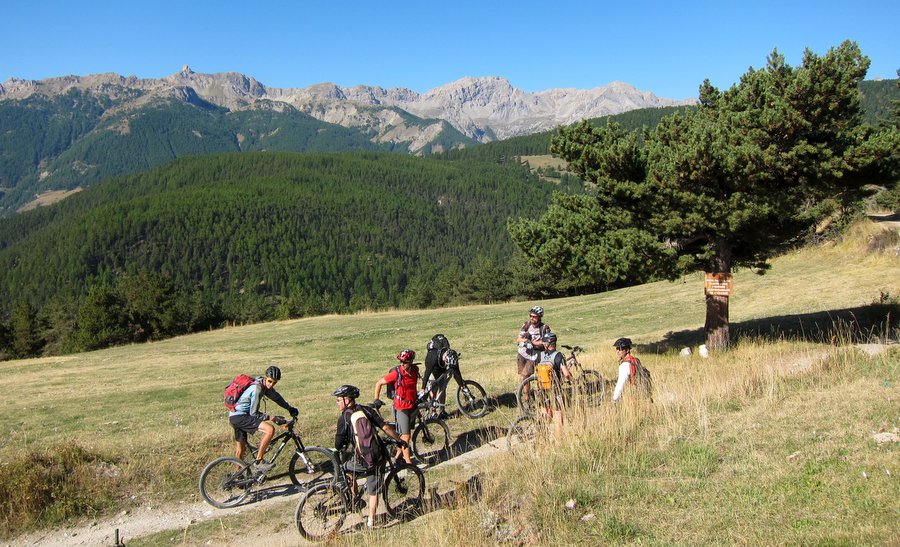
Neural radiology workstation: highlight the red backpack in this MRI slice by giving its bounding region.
[623,355,653,399]
[224,374,257,411]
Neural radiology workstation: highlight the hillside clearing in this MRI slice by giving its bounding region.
[2,218,898,544]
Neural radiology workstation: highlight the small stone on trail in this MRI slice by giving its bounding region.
[565,498,577,510]
[787,451,801,461]
[581,513,595,521]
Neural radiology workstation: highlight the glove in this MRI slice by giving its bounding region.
[273,415,287,425]
[371,399,384,409]
[525,342,534,351]
[289,407,299,418]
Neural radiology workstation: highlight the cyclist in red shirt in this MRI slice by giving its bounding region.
[373,349,420,464]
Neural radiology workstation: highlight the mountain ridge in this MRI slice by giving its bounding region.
[1,65,696,143]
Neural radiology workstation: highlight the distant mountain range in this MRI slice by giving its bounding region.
[2,65,696,145]
[0,67,695,213]
[3,68,893,216]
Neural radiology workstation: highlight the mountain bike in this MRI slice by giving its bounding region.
[516,345,603,416]
[375,398,451,464]
[294,436,426,540]
[198,419,338,509]
[424,351,489,418]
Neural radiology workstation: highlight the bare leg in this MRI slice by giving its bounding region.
[255,421,275,461]
[400,433,412,464]
[367,494,378,527]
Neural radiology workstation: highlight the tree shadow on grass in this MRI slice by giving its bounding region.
[491,391,519,410]
[642,303,899,354]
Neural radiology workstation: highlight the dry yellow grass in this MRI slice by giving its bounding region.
[1,218,898,542]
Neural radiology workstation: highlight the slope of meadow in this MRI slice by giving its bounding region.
[1,219,898,544]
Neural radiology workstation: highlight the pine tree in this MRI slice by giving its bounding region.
[517,41,899,349]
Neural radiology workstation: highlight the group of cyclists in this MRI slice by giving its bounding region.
[224,306,650,529]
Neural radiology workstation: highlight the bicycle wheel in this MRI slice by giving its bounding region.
[411,418,450,463]
[294,482,348,541]
[578,369,604,405]
[456,380,488,418]
[199,456,254,508]
[289,446,339,489]
[516,375,540,416]
[506,414,536,449]
[383,463,426,521]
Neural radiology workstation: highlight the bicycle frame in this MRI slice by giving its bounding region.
[250,421,313,468]
[424,366,459,402]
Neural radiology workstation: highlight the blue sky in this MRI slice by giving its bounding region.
[2,0,897,100]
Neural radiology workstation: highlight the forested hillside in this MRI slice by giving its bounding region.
[0,151,570,357]
[859,78,900,125]
[0,91,474,213]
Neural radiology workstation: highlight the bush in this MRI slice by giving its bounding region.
[0,442,123,538]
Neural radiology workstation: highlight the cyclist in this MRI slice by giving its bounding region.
[535,332,571,437]
[611,338,652,402]
[538,332,572,383]
[373,349,420,464]
[516,306,551,402]
[421,334,466,419]
[333,384,406,529]
[228,365,299,475]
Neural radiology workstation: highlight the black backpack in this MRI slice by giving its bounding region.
[427,333,450,354]
[385,365,402,400]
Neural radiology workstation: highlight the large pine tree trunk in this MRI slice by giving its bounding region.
[704,239,732,351]
[704,294,730,350]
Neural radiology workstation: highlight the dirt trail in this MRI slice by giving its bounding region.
[12,429,509,546]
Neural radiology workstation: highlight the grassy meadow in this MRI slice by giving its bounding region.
[1,219,898,543]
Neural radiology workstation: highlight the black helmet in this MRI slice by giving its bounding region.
[613,337,632,350]
[265,365,282,381]
[529,306,544,317]
[542,332,558,345]
[332,385,360,399]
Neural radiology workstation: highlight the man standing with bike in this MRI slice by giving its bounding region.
[372,349,420,464]
[229,365,299,475]
[536,332,571,438]
[333,385,407,529]
[422,334,467,419]
[516,306,551,403]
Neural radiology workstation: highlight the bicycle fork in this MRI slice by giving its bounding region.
[295,450,317,474]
